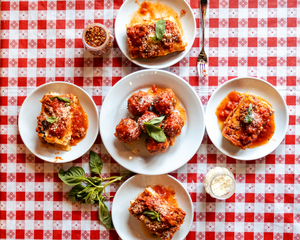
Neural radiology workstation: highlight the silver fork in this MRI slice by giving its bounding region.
[197,0,208,77]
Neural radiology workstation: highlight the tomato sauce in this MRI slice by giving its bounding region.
[70,103,88,146]
[216,91,275,148]
[152,184,178,207]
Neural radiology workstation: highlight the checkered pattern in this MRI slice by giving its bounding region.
[0,0,299,239]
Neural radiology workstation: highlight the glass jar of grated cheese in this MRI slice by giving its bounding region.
[204,167,236,200]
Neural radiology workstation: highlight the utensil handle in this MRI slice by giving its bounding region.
[200,0,207,50]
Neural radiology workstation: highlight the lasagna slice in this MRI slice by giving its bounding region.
[128,187,186,240]
[222,92,275,149]
[126,18,187,59]
[36,92,87,151]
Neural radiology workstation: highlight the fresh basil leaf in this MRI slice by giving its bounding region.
[143,210,160,222]
[155,19,166,41]
[244,103,253,124]
[46,116,57,124]
[58,167,87,186]
[144,123,167,143]
[99,198,114,230]
[89,151,103,175]
[50,96,71,103]
[65,103,71,107]
[67,184,85,203]
[146,116,165,126]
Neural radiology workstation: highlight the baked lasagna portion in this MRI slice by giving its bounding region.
[128,187,186,240]
[222,93,275,149]
[36,92,88,151]
[126,18,187,59]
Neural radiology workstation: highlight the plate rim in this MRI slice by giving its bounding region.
[18,81,99,163]
[114,0,196,69]
[99,69,205,175]
[205,76,289,161]
[111,174,194,240]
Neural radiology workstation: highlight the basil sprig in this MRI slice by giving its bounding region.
[143,210,160,222]
[46,116,57,124]
[150,19,166,42]
[243,103,253,124]
[50,96,70,103]
[144,116,166,143]
[58,151,131,230]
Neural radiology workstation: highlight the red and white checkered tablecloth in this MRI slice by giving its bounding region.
[0,0,299,239]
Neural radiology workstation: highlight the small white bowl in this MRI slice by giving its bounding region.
[205,77,289,160]
[112,174,193,240]
[18,82,99,163]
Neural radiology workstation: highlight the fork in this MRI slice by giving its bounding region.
[197,0,208,77]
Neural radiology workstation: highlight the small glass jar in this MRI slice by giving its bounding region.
[82,23,114,56]
[204,167,236,200]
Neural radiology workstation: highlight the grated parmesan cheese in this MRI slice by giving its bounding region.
[204,167,236,199]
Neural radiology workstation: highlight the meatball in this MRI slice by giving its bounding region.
[127,91,153,116]
[138,111,161,133]
[153,88,176,115]
[114,118,141,144]
[162,112,184,137]
[145,137,170,155]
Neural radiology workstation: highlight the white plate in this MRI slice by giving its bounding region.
[206,77,289,160]
[115,0,196,69]
[100,69,205,175]
[18,82,99,163]
[112,174,193,240]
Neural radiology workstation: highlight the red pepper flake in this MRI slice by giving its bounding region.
[85,26,107,47]
[180,9,186,15]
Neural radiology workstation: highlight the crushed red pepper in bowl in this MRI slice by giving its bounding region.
[85,26,107,47]
[82,23,114,56]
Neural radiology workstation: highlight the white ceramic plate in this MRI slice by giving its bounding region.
[206,77,288,160]
[112,174,193,240]
[115,0,196,69]
[100,69,205,175]
[18,82,99,163]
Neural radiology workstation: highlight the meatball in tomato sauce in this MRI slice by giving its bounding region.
[153,88,176,115]
[145,137,170,155]
[114,118,141,144]
[162,112,184,137]
[127,91,153,116]
[138,111,161,133]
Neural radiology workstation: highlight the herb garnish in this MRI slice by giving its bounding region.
[46,116,57,124]
[143,210,160,222]
[149,19,166,42]
[58,151,131,230]
[50,96,71,103]
[243,103,253,124]
[144,116,166,143]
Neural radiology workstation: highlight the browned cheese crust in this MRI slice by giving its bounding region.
[222,93,275,149]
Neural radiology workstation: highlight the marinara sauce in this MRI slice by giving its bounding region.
[216,91,275,148]
[70,103,88,146]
